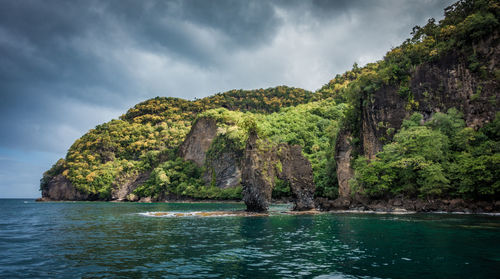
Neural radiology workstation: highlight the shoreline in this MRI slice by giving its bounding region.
[316,197,500,214]
[34,197,500,215]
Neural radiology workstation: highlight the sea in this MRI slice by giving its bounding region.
[0,199,499,278]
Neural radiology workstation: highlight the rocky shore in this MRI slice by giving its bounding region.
[316,197,500,214]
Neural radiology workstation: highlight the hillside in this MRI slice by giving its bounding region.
[319,0,500,211]
[40,86,333,201]
[40,0,499,212]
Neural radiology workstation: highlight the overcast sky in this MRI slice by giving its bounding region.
[0,0,455,198]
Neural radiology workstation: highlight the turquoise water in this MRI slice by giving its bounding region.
[0,199,499,278]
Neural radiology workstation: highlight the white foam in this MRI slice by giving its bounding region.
[138,211,240,218]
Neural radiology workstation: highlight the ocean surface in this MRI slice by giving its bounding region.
[0,199,499,278]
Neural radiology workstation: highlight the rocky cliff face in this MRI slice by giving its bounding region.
[178,117,218,167]
[276,144,315,211]
[240,132,316,212]
[335,37,499,198]
[203,151,242,188]
[335,129,355,198]
[241,133,276,212]
[178,117,243,189]
[110,171,150,201]
[41,174,89,201]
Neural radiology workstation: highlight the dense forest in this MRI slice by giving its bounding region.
[41,0,499,203]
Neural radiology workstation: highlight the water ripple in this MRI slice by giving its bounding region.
[0,200,499,278]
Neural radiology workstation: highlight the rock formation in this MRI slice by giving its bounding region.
[178,116,243,189]
[111,171,151,201]
[241,132,276,212]
[335,129,355,198]
[41,174,89,201]
[178,117,218,166]
[276,144,315,211]
[203,151,242,188]
[241,132,316,212]
[335,40,499,199]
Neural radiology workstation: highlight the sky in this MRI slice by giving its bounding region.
[0,0,455,198]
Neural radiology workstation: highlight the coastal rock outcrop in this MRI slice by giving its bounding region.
[276,144,315,211]
[241,133,276,212]
[111,171,151,201]
[178,117,218,167]
[203,151,242,188]
[317,197,500,213]
[241,132,316,212]
[335,39,499,199]
[41,174,89,201]
[335,129,355,198]
[179,116,243,189]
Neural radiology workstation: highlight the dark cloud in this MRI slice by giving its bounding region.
[0,0,455,197]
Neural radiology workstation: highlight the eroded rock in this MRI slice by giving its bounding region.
[241,132,316,212]
[335,129,354,198]
[178,117,218,167]
[277,144,315,211]
[241,133,276,212]
[41,174,88,201]
[203,148,242,189]
[111,171,150,201]
[335,38,499,201]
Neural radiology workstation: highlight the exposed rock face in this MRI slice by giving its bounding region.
[41,174,89,201]
[111,171,150,201]
[277,144,315,211]
[241,132,316,212]
[241,133,276,212]
[203,151,242,188]
[335,129,355,198]
[179,117,243,189]
[335,39,499,199]
[361,85,404,159]
[178,117,218,167]
[411,53,498,128]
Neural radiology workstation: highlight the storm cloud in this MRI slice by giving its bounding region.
[0,0,455,197]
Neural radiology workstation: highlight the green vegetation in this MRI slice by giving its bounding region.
[352,110,499,200]
[42,86,328,199]
[133,156,242,200]
[316,0,499,200]
[259,101,346,198]
[132,100,346,199]
[317,0,498,142]
[41,0,499,202]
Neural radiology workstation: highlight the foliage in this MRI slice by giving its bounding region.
[272,178,291,199]
[317,0,499,148]
[259,101,346,198]
[40,158,66,192]
[133,157,242,200]
[43,85,323,197]
[200,100,347,198]
[42,0,499,202]
[352,110,500,199]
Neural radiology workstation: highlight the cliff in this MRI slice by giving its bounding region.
[240,132,315,212]
[335,37,499,199]
[178,114,316,212]
[40,0,499,211]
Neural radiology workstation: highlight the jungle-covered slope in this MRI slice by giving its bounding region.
[41,0,499,207]
[40,86,339,200]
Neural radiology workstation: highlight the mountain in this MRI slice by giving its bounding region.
[40,0,499,212]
